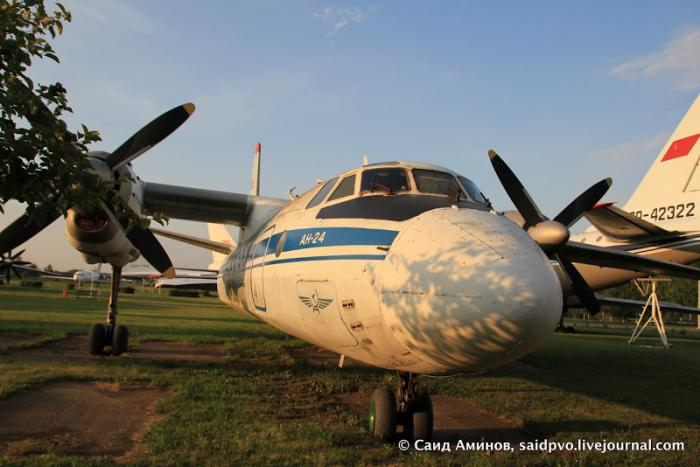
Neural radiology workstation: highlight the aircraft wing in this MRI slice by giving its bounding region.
[584,203,670,241]
[563,241,700,280]
[142,182,286,226]
[7,264,71,278]
[41,275,75,281]
[567,294,700,315]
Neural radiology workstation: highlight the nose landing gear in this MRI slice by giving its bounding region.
[369,372,433,441]
[88,265,129,356]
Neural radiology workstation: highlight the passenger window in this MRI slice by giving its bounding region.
[413,169,461,196]
[306,177,338,208]
[360,168,409,194]
[327,174,356,201]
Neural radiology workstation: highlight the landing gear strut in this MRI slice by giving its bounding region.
[88,265,129,356]
[369,372,433,441]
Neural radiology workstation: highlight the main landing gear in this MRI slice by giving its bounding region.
[88,265,129,356]
[369,372,433,441]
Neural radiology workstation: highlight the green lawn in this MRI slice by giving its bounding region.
[1,281,699,465]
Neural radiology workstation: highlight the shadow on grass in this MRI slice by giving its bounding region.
[492,333,700,429]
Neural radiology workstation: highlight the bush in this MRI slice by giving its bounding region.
[168,289,200,298]
[20,280,43,288]
[120,286,136,294]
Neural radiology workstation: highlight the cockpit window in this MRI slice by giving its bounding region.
[412,169,461,197]
[327,174,356,202]
[306,177,338,209]
[457,175,487,204]
[360,168,409,194]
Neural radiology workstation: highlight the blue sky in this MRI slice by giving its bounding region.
[3,0,700,270]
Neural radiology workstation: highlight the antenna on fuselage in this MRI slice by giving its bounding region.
[250,142,261,196]
[363,154,369,166]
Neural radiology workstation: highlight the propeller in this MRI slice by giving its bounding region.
[104,103,194,169]
[0,249,30,283]
[0,103,195,277]
[487,149,612,314]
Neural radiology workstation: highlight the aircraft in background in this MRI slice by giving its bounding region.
[3,96,700,441]
[123,260,218,291]
[0,249,31,283]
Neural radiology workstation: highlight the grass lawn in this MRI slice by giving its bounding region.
[0,281,699,465]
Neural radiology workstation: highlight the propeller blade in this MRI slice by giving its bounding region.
[487,150,546,228]
[0,211,61,254]
[556,253,601,314]
[554,178,612,228]
[10,249,26,261]
[105,103,195,169]
[125,227,176,279]
[12,267,22,280]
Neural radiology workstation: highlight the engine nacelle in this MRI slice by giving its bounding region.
[65,208,140,266]
[65,207,139,266]
[62,153,146,266]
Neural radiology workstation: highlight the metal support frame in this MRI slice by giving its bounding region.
[629,277,670,349]
[396,372,418,410]
[106,265,122,338]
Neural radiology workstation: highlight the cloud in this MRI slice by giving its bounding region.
[314,6,375,37]
[64,0,163,36]
[585,133,667,162]
[612,27,700,89]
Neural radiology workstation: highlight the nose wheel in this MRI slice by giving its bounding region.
[369,372,433,441]
[88,265,129,356]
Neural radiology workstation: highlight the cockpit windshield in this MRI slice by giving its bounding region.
[457,175,487,204]
[360,168,410,194]
[412,169,461,197]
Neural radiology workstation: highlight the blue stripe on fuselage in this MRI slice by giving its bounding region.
[281,227,397,252]
[229,227,398,270]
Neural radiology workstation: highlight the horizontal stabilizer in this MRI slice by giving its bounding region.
[154,277,217,291]
[567,294,700,315]
[150,227,234,254]
[563,241,700,280]
[584,204,670,241]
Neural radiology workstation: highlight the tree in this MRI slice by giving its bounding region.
[0,0,105,219]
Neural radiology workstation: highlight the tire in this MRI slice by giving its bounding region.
[369,386,397,439]
[111,325,129,356]
[88,323,107,355]
[412,395,433,441]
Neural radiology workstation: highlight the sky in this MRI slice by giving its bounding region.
[3,0,700,271]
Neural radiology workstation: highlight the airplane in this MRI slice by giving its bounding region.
[3,94,700,441]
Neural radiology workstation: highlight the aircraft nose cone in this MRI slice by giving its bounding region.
[379,208,562,374]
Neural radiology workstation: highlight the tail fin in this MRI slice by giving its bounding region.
[207,223,236,270]
[250,142,261,196]
[624,94,700,230]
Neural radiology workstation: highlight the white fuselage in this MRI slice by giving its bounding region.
[217,193,562,375]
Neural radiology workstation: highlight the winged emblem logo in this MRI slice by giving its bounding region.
[299,289,334,313]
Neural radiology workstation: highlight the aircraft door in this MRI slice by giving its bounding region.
[250,227,274,312]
